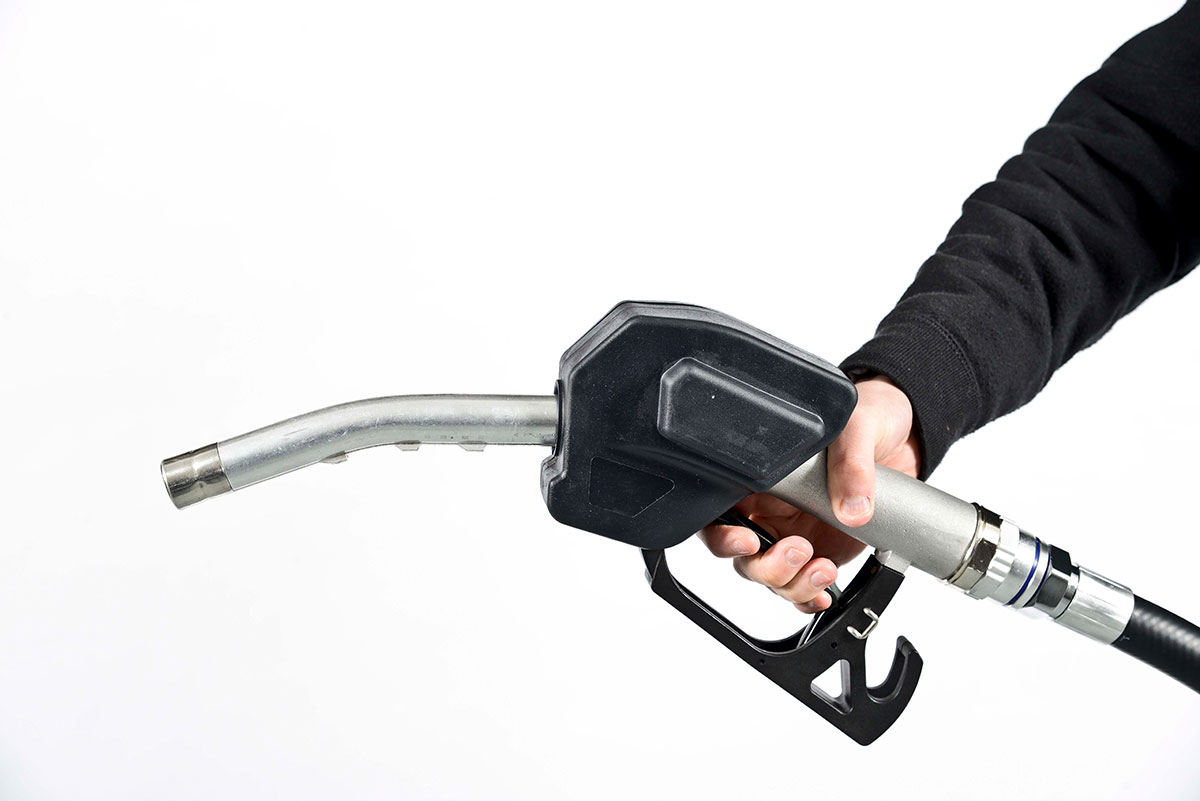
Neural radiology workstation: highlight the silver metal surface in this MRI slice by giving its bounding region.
[965,516,1018,600]
[942,508,1135,643]
[873,549,911,573]
[948,506,999,593]
[847,608,879,640]
[1052,566,1135,644]
[768,453,980,580]
[163,394,558,506]
[1007,531,1050,609]
[1028,544,1074,616]
[161,444,233,508]
[978,523,1047,608]
[1046,562,1080,619]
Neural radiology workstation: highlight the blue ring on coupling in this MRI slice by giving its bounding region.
[1029,548,1054,601]
[1005,536,1041,606]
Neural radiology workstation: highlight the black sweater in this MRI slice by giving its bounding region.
[841,2,1200,479]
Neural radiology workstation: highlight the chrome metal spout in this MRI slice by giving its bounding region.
[162,394,558,508]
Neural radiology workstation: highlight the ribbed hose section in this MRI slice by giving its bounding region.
[1112,596,1200,693]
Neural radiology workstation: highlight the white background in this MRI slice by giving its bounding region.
[2,1,1198,798]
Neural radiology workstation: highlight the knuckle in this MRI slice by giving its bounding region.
[708,535,737,558]
[701,527,741,557]
[781,585,817,604]
[814,557,838,577]
[838,454,873,480]
[762,572,788,589]
[760,561,794,588]
[786,539,814,565]
[735,556,788,588]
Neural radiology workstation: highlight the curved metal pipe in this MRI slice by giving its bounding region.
[161,394,558,508]
[162,393,977,581]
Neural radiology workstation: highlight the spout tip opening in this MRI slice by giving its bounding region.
[161,444,233,509]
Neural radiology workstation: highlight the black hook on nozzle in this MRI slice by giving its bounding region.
[641,511,921,745]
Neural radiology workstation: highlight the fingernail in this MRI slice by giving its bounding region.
[811,571,833,589]
[785,548,807,567]
[840,496,871,518]
[731,540,751,555]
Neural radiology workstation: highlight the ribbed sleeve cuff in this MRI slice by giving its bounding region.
[840,313,983,479]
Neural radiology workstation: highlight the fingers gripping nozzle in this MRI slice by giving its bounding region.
[536,303,921,743]
[157,299,1196,741]
[159,302,931,742]
[541,302,857,550]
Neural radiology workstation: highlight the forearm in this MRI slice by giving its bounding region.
[844,1,1200,477]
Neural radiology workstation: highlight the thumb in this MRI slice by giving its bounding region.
[826,412,880,527]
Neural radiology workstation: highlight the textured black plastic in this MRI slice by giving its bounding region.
[642,549,922,745]
[1113,595,1200,693]
[541,301,856,548]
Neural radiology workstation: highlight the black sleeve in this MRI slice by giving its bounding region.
[841,1,1200,479]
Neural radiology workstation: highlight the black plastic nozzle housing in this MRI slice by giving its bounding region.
[540,301,856,549]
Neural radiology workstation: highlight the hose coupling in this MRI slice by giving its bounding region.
[946,505,1134,644]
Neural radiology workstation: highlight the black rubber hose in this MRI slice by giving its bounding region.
[1111,596,1200,693]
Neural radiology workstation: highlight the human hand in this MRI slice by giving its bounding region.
[697,376,921,613]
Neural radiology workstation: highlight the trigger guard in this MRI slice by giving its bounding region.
[641,548,922,745]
